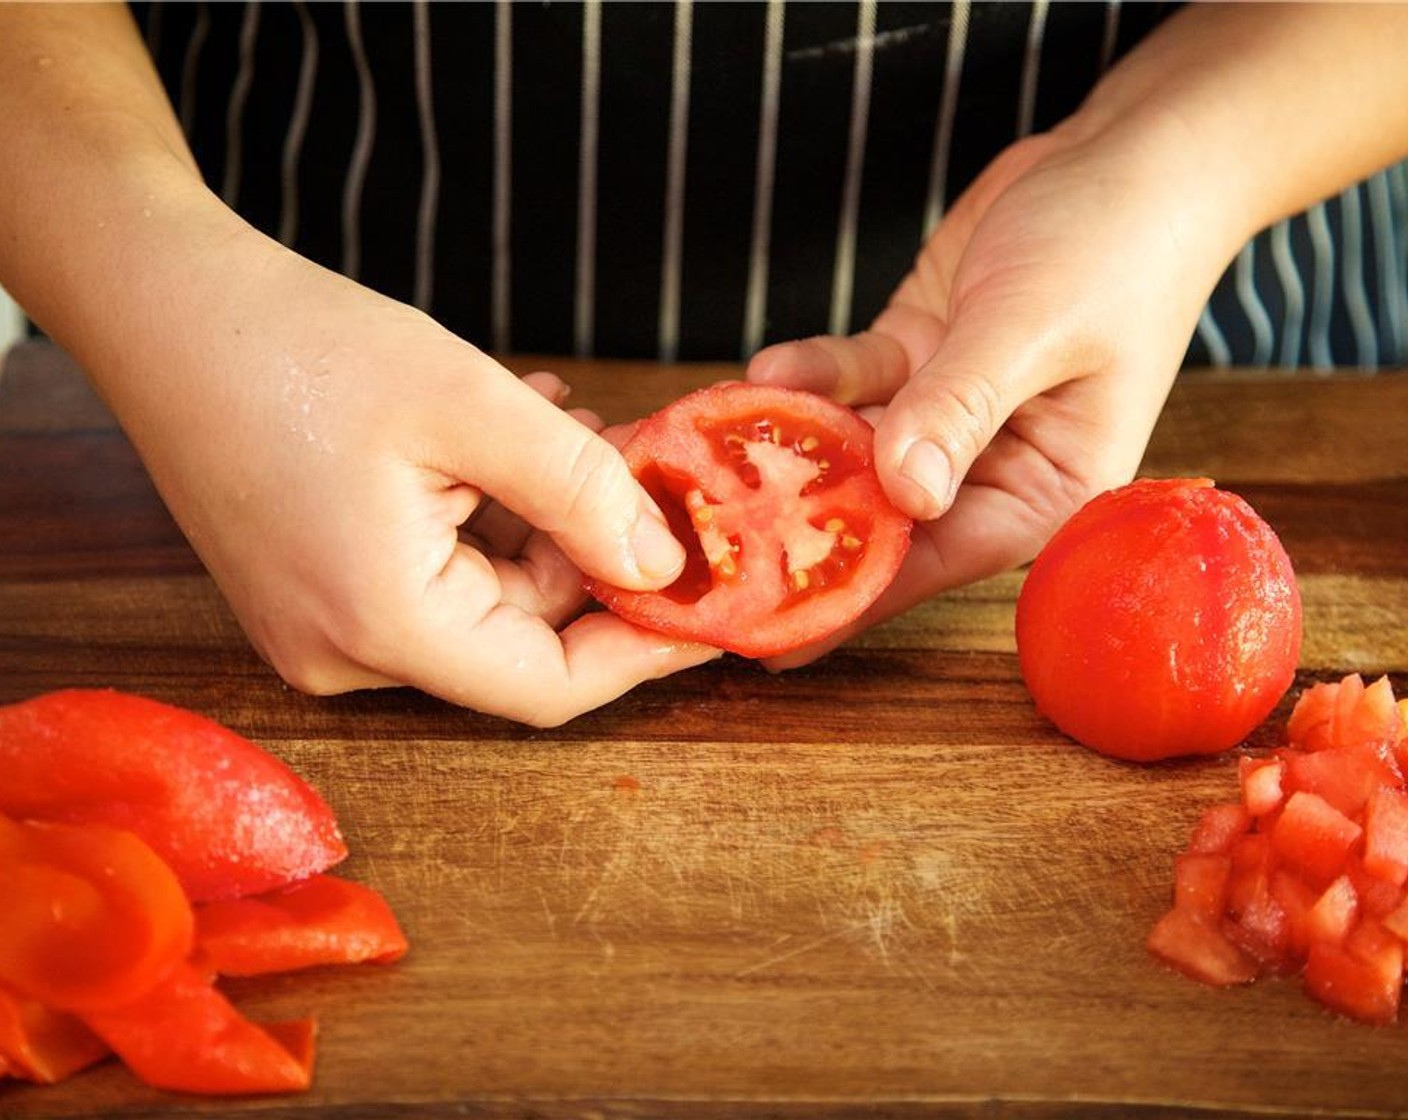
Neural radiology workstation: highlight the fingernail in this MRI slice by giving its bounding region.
[899,439,954,516]
[630,507,686,583]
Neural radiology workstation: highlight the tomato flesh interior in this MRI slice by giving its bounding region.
[587,383,912,658]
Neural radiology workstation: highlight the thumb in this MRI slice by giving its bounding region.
[873,309,1061,521]
[451,369,685,591]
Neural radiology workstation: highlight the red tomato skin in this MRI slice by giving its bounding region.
[0,690,347,902]
[1187,802,1252,855]
[1016,478,1301,761]
[586,382,912,658]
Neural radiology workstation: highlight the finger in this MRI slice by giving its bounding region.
[462,499,533,558]
[745,302,949,408]
[871,304,1072,522]
[488,534,592,629]
[376,544,720,726]
[760,446,1071,671]
[520,369,571,405]
[441,362,686,592]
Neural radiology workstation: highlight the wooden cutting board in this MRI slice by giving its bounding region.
[2,341,1408,1118]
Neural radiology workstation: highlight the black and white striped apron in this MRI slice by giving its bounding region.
[132,0,1408,371]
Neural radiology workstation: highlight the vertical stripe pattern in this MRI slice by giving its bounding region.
[657,0,693,363]
[742,0,785,359]
[828,0,876,338]
[341,1,375,282]
[277,1,318,248]
[1015,0,1048,139]
[923,0,969,235]
[492,0,512,354]
[139,2,1407,372]
[177,2,210,138]
[575,0,602,357]
[220,1,260,207]
[412,0,440,312]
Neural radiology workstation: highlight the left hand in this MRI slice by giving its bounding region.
[745,124,1231,667]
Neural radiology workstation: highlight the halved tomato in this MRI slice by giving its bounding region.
[587,382,912,658]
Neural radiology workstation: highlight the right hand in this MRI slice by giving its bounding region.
[113,236,718,726]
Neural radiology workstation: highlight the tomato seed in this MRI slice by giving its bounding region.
[801,436,820,452]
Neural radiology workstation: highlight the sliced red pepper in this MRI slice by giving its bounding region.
[0,988,109,1084]
[81,962,313,1095]
[194,874,409,977]
[0,690,347,901]
[0,812,192,1012]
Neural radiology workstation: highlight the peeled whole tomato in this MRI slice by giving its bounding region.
[1015,477,1302,761]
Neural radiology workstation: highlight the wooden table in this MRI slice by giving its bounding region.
[2,339,1407,1119]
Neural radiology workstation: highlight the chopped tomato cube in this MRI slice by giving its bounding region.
[1396,698,1408,770]
[1349,919,1405,987]
[1173,853,1232,921]
[1381,893,1408,941]
[1300,875,1359,948]
[1289,674,1402,757]
[1224,836,1295,970]
[1352,676,1402,752]
[1344,853,1405,919]
[1304,940,1401,1025]
[1227,833,1275,914]
[1188,803,1252,855]
[1281,740,1401,818]
[1239,757,1285,817]
[1270,791,1363,886]
[1148,908,1259,987]
[1270,870,1318,958]
[1363,786,1408,887]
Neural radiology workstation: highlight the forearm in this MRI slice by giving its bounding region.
[1071,3,1408,247]
[0,4,261,377]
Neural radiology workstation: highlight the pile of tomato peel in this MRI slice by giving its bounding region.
[1150,672,1408,1024]
[0,689,407,1095]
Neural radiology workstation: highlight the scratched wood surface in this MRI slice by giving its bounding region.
[2,340,1408,1119]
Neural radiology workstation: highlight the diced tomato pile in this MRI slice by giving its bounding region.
[1149,672,1408,1024]
[0,689,407,1094]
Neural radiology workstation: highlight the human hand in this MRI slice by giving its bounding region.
[746,121,1240,666]
[114,238,718,725]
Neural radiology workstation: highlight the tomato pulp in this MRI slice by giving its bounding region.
[1015,477,1301,761]
[587,383,912,658]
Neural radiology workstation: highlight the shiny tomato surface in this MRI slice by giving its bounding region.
[1015,477,1301,761]
[587,382,912,658]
